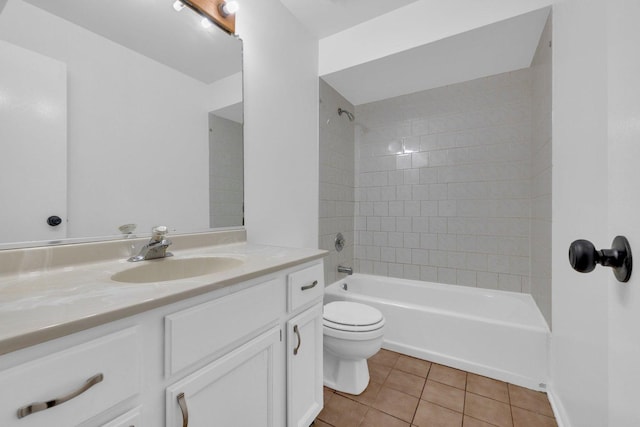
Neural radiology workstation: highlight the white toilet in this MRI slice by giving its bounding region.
[323,301,385,395]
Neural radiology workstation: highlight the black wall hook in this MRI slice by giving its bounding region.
[568,236,632,282]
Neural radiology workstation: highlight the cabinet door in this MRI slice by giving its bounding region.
[287,303,323,427]
[101,406,142,427]
[166,327,280,427]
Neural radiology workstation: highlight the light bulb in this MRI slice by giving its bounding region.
[172,0,185,11]
[220,0,239,16]
[201,17,213,28]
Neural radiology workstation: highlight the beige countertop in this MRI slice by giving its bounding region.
[0,230,327,355]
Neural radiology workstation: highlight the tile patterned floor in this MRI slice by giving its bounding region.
[316,349,557,427]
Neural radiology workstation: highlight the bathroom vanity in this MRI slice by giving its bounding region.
[0,230,325,426]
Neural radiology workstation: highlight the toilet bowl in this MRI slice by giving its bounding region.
[323,301,385,395]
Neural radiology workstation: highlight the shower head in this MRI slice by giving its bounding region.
[338,107,355,122]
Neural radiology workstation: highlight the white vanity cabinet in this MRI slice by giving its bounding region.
[0,328,141,427]
[166,327,281,427]
[286,264,325,427]
[100,407,142,427]
[286,304,323,427]
[0,258,325,427]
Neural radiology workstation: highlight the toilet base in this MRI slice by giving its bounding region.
[323,349,370,395]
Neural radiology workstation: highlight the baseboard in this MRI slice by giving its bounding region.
[546,385,570,427]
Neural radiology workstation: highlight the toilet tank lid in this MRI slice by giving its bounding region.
[323,301,384,326]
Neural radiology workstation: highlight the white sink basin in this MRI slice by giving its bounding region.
[111,256,244,283]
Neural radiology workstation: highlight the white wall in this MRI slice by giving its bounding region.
[237,0,319,248]
[550,0,609,425]
[319,79,355,284]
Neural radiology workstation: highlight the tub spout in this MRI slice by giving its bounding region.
[338,265,353,275]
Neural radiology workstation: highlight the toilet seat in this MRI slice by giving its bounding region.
[323,301,385,333]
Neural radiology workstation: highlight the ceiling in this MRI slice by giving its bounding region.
[322,7,550,105]
[278,0,420,38]
[23,0,242,84]
[280,0,550,106]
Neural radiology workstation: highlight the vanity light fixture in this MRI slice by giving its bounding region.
[173,0,186,11]
[201,17,213,28]
[220,0,239,17]
[177,0,237,34]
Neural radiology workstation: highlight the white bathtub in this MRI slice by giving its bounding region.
[324,274,550,390]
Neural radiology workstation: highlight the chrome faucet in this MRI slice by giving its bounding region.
[128,226,173,262]
[337,265,353,275]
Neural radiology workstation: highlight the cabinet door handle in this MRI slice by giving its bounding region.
[293,325,301,355]
[301,280,318,291]
[16,373,104,419]
[177,392,189,427]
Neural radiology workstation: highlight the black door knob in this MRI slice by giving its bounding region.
[47,215,62,227]
[568,236,632,282]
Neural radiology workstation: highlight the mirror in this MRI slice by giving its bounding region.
[0,0,243,248]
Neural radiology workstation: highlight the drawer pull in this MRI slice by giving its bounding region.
[177,392,189,427]
[16,373,104,419]
[293,325,301,355]
[301,280,318,291]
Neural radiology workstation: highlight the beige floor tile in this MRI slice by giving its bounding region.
[325,387,336,405]
[422,380,465,413]
[512,407,557,427]
[370,362,393,384]
[369,349,401,367]
[464,393,512,427]
[316,350,557,427]
[318,393,368,427]
[413,400,463,427]
[467,374,509,404]
[428,364,467,390]
[384,369,426,398]
[463,415,497,427]
[359,408,411,427]
[373,386,420,423]
[508,384,554,417]
[395,355,432,378]
[338,381,382,406]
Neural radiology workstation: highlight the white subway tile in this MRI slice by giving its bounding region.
[405,201,421,216]
[367,217,381,231]
[420,266,438,281]
[437,267,457,285]
[388,232,404,248]
[396,247,412,263]
[404,233,420,249]
[381,247,396,262]
[477,272,499,289]
[403,264,420,280]
[381,217,396,232]
[388,263,404,278]
[420,233,438,250]
[373,231,388,247]
[404,169,420,184]
[457,270,477,287]
[396,154,412,169]
[397,185,412,200]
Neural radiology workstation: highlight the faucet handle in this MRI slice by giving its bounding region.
[151,225,169,241]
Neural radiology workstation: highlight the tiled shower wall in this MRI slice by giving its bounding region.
[354,69,534,292]
[209,114,244,228]
[530,16,552,326]
[319,79,355,284]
